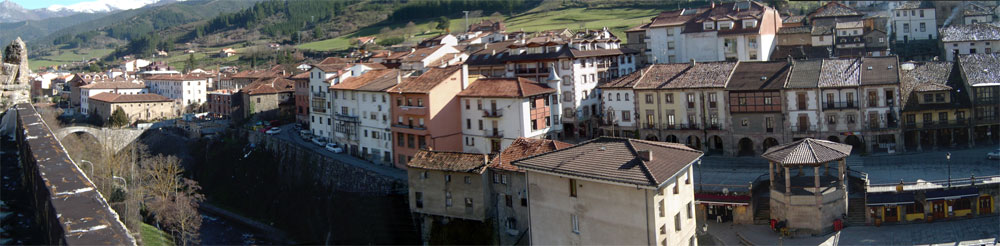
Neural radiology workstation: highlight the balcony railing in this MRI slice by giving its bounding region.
[483,129,504,138]
[483,109,503,118]
[678,123,701,130]
[392,124,427,130]
[822,101,858,110]
[903,119,969,129]
[790,124,818,133]
[335,113,360,122]
[312,92,325,98]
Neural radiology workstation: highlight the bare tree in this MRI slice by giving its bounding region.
[142,154,205,246]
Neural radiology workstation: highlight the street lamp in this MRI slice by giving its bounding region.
[946,152,951,188]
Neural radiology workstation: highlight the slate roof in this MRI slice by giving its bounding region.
[311,63,352,73]
[466,41,518,66]
[89,92,172,103]
[894,1,934,10]
[784,15,806,24]
[457,77,555,98]
[836,21,864,29]
[633,64,690,89]
[725,61,790,91]
[811,25,834,35]
[683,1,770,36]
[243,77,295,95]
[860,56,899,86]
[958,53,1000,86]
[808,1,862,19]
[489,137,572,172]
[79,82,145,89]
[900,62,953,108]
[818,58,862,88]
[786,60,823,89]
[329,69,400,92]
[145,74,208,81]
[599,68,644,89]
[387,66,462,93]
[663,62,737,89]
[402,46,447,62]
[761,138,852,165]
[939,24,1000,42]
[570,48,639,58]
[512,137,703,187]
[289,72,310,79]
[407,150,488,174]
[964,3,993,16]
[778,26,812,34]
[320,57,353,64]
[770,45,831,60]
[648,8,707,27]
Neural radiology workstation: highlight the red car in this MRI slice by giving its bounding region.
[260,126,272,133]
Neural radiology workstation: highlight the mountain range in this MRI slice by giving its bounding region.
[0,0,173,23]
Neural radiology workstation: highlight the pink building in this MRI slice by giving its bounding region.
[387,65,471,168]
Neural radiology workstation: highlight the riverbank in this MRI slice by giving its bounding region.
[199,203,295,245]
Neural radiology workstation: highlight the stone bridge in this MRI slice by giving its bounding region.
[53,125,148,152]
[4,103,136,245]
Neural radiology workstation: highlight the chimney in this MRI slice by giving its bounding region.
[397,70,402,84]
[637,150,652,161]
[461,64,470,90]
[689,59,696,67]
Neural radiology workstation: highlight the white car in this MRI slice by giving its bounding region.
[311,137,327,146]
[324,143,344,153]
[988,149,1000,160]
[265,128,281,135]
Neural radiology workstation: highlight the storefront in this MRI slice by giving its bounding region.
[925,187,979,221]
[695,193,752,224]
[866,192,915,225]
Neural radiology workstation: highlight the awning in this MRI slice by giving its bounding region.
[867,192,915,206]
[925,187,979,201]
[695,193,751,205]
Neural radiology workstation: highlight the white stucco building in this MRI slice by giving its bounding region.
[145,74,209,112]
[644,1,782,64]
[328,68,400,165]
[939,24,1000,62]
[308,63,353,140]
[457,77,558,154]
[889,2,937,42]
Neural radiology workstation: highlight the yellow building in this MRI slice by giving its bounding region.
[899,61,973,151]
[88,92,176,124]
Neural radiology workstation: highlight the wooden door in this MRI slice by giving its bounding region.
[884,206,898,222]
[980,196,993,214]
[798,115,809,132]
[932,200,946,219]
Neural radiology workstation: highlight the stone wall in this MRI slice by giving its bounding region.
[246,130,406,195]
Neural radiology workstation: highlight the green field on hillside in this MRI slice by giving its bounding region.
[29,48,114,70]
[299,6,664,52]
[140,222,174,246]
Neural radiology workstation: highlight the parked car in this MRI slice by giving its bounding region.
[265,127,281,135]
[311,137,327,146]
[259,126,272,133]
[324,143,344,153]
[988,149,1000,160]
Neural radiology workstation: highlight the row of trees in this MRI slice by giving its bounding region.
[190,0,356,41]
[387,0,537,22]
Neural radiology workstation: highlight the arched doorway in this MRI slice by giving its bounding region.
[645,135,659,141]
[687,136,702,150]
[845,135,864,154]
[710,135,724,154]
[738,138,755,156]
[763,138,779,152]
[665,135,679,143]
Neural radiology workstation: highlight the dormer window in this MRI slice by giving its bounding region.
[704,22,715,30]
[719,21,733,30]
[743,20,757,28]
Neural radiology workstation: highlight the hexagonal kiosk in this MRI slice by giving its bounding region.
[762,138,852,235]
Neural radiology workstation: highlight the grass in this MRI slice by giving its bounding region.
[140,222,174,246]
[29,48,115,70]
[298,6,665,52]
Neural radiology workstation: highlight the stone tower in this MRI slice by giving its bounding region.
[1,37,31,111]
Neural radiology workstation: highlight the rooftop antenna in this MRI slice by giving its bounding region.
[464,11,471,33]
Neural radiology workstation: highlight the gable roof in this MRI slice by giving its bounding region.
[407,150,488,174]
[808,1,862,19]
[900,62,953,108]
[958,53,1000,87]
[330,69,400,92]
[786,60,823,89]
[387,66,462,93]
[490,137,572,172]
[648,8,707,27]
[89,92,172,103]
[761,138,852,165]
[725,61,790,90]
[663,62,737,89]
[633,64,690,89]
[599,68,644,89]
[818,58,862,88]
[860,56,899,85]
[243,77,295,95]
[940,24,1000,42]
[80,82,145,90]
[457,77,555,98]
[513,137,703,187]
[402,46,448,62]
[145,74,208,81]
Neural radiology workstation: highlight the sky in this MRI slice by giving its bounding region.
[12,0,88,10]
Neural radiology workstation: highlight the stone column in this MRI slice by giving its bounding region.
[865,135,873,154]
[915,130,922,151]
[769,161,774,190]
[815,165,822,232]
[785,166,791,195]
[839,159,846,182]
[950,129,956,147]
[968,128,975,148]
[932,130,938,150]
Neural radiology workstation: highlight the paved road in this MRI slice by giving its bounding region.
[704,216,999,246]
[267,124,407,181]
[695,145,1000,187]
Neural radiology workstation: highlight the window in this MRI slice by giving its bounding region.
[658,199,666,217]
[665,93,674,103]
[478,120,483,130]
[397,133,405,146]
[646,94,654,104]
[502,174,508,184]
[868,90,878,107]
[674,213,682,231]
[919,22,926,32]
[445,192,453,207]
[622,111,631,122]
[924,93,934,103]
[569,179,578,197]
[709,93,717,108]
[660,225,667,235]
[571,214,580,233]
[686,94,696,108]
[668,41,675,50]
[828,114,837,124]
[741,119,749,127]
[464,176,472,184]
[936,93,946,102]
[703,22,714,30]
[465,198,473,208]
[687,202,694,219]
